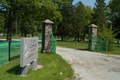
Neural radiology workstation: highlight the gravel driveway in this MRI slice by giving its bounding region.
[56,46,120,80]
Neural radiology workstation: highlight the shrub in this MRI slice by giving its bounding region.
[98,27,116,51]
[34,31,39,36]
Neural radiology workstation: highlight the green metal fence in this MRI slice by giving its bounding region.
[51,33,56,53]
[0,41,21,66]
[0,41,9,66]
[38,33,42,53]
[10,41,21,58]
[114,39,120,51]
[88,34,108,52]
[38,32,57,53]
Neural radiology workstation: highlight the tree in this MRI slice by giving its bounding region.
[85,6,94,26]
[93,0,117,51]
[0,0,69,41]
[75,1,85,42]
[108,0,120,38]
[92,0,107,32]
[19,17,35,37]
[0,0,42,41]
[84,6,94,40]
[0,13,5,33]
[57,0,73,41]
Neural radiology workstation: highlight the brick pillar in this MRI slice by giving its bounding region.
[42,19,54,53]
[88,24,98,50]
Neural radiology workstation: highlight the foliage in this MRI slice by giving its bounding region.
[108,0,120,38]
[75,1,85,42]
[33,31,39,36]
[57,0,72,40]
[19,17,35,37]
[0,13,5,33]
[84,6,94,38]
[84,6,94,26]
[0,0,69,40]
[92,0,107,31]
[92,0,117,51]
[98,26,117,51]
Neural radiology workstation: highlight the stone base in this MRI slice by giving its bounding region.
[18,60,41,76]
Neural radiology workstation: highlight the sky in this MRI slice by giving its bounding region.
[73,0,110,8]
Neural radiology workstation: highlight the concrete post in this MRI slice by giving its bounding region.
[88,24,98,50]
[42,19,54,53]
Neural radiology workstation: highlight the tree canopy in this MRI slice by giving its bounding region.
[0,0,120,42]
[92,0,107,31]
[0,0,69,41]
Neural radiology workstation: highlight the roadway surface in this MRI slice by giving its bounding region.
[57,46,120,80]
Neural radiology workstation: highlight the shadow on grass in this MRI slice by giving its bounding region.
[7,65,21,75]
[76,48,88,51]
[10,55,20,61]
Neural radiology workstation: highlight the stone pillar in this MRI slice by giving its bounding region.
[88,24,98,50]
[42,19,54,53]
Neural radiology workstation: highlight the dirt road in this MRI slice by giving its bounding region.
[56,46,120,80]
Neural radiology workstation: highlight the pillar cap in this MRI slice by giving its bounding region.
[42,19,54,24]
[88,24,98,28]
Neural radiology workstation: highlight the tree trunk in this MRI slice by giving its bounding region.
[24,33,27,37]
[21,33,23,37]
[78,38,80,42]
[7,9,13,41]
[74,37,77,41]
[83,33,86,41]
[83,38,85,41]
[32,34,34,37]
[61,36,64,41]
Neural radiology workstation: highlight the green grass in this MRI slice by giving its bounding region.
[0,36,26,39]
[57,40,120,55]
[0,35,39,39]
[57,40,88,50]
[0,52,74,80]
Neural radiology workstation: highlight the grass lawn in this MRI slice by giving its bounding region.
[100,51,120,55]
[57,40,88,50]
[0,36,26,39]
[57,40,120,55]
[0,52,74,80]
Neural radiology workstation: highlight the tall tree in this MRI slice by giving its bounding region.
[85,6,94,26]
[75,1,85,42]
[108,0,120,38]
[84,6,94,40]
[0,13,5,33]
[57,0,73,41]
[92,0,107,32]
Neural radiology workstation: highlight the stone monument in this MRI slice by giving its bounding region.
[42,19,54,53]
[19,37,39,75]
[88,24,98,50]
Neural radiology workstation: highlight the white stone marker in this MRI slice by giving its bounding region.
[19,37,38,75]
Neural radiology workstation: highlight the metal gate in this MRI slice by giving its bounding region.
[88,33,108,52]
